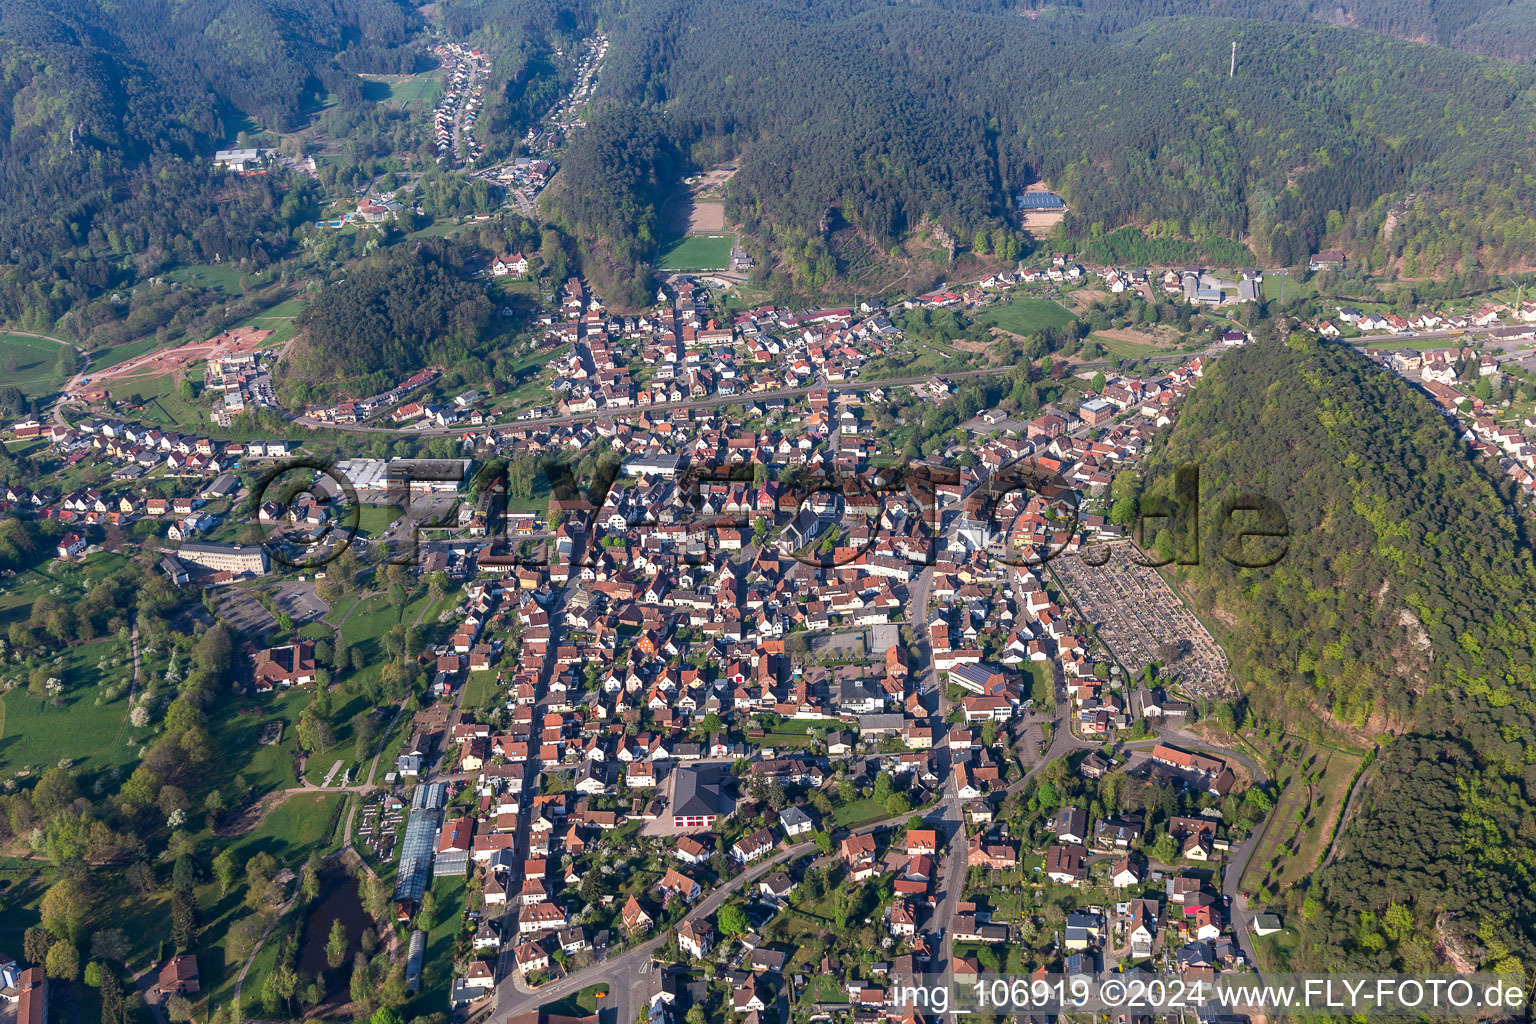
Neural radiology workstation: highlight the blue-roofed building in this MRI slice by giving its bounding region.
[1016,191,1066,211]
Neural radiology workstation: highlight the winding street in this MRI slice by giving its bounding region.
[488,797,955,1024]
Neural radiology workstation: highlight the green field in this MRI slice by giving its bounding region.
[360,72,442,107]
[979,297,1078,335]
[0,637,143,776]
[0,332,72,399]
[1089,333,1167,359]
[831,796,888,827]
[117,367,206,431]
[1261,272,1316,304]
[355,504,403,538]
[657,234,733,271]
[166,263,262,296]
[89,333,165,372]
[543,984,612,1017]
[232,791,348,863]
[0,555,133,628]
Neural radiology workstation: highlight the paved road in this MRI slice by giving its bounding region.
[290,345,1218,438]
[1124,728,1270,968]
[931,783,967,966]
[491,839,813,1022]
[489,804,927,1023]
[1124,727,1269,785]
[1222,827,1263,966]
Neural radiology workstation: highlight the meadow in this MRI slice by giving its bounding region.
[977,297,1078,335]
[0,332,72,399]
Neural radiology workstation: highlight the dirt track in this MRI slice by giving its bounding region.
[69,325,273,395]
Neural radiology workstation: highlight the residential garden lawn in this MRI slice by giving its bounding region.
[967,889,1035,921]
[1089,333,1166,359]
[656,234,733,271]
[543,983,612,1017]
[459,673,499,711]
[745,730,816,750]
[978,297,1077,335]
[0,332,71,399]
[801,974,848,1005]
[831,796,888,828]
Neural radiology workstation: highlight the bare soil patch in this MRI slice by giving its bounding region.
[73,325,273,393]
[1065,287,1110,312]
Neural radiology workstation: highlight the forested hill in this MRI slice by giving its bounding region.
[1143,336,1536,970]
[1025,0,1536,64]
[436,0,598,163]
[1150,335,1536,741]
[0,0,418,329]
[586,0,1536,291]
[279,240,495,401]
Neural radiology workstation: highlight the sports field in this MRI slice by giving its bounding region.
[657,234,733,271]
[360,72,442,107]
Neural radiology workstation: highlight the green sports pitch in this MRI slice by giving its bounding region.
[657,234,733,272]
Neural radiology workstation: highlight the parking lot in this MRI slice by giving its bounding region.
[215,588,277,638]
[269,581,329,624]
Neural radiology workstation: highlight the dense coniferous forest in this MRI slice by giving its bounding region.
[279,240,494,399]
[571,0,1536,295]
[1141,336,1536,968]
